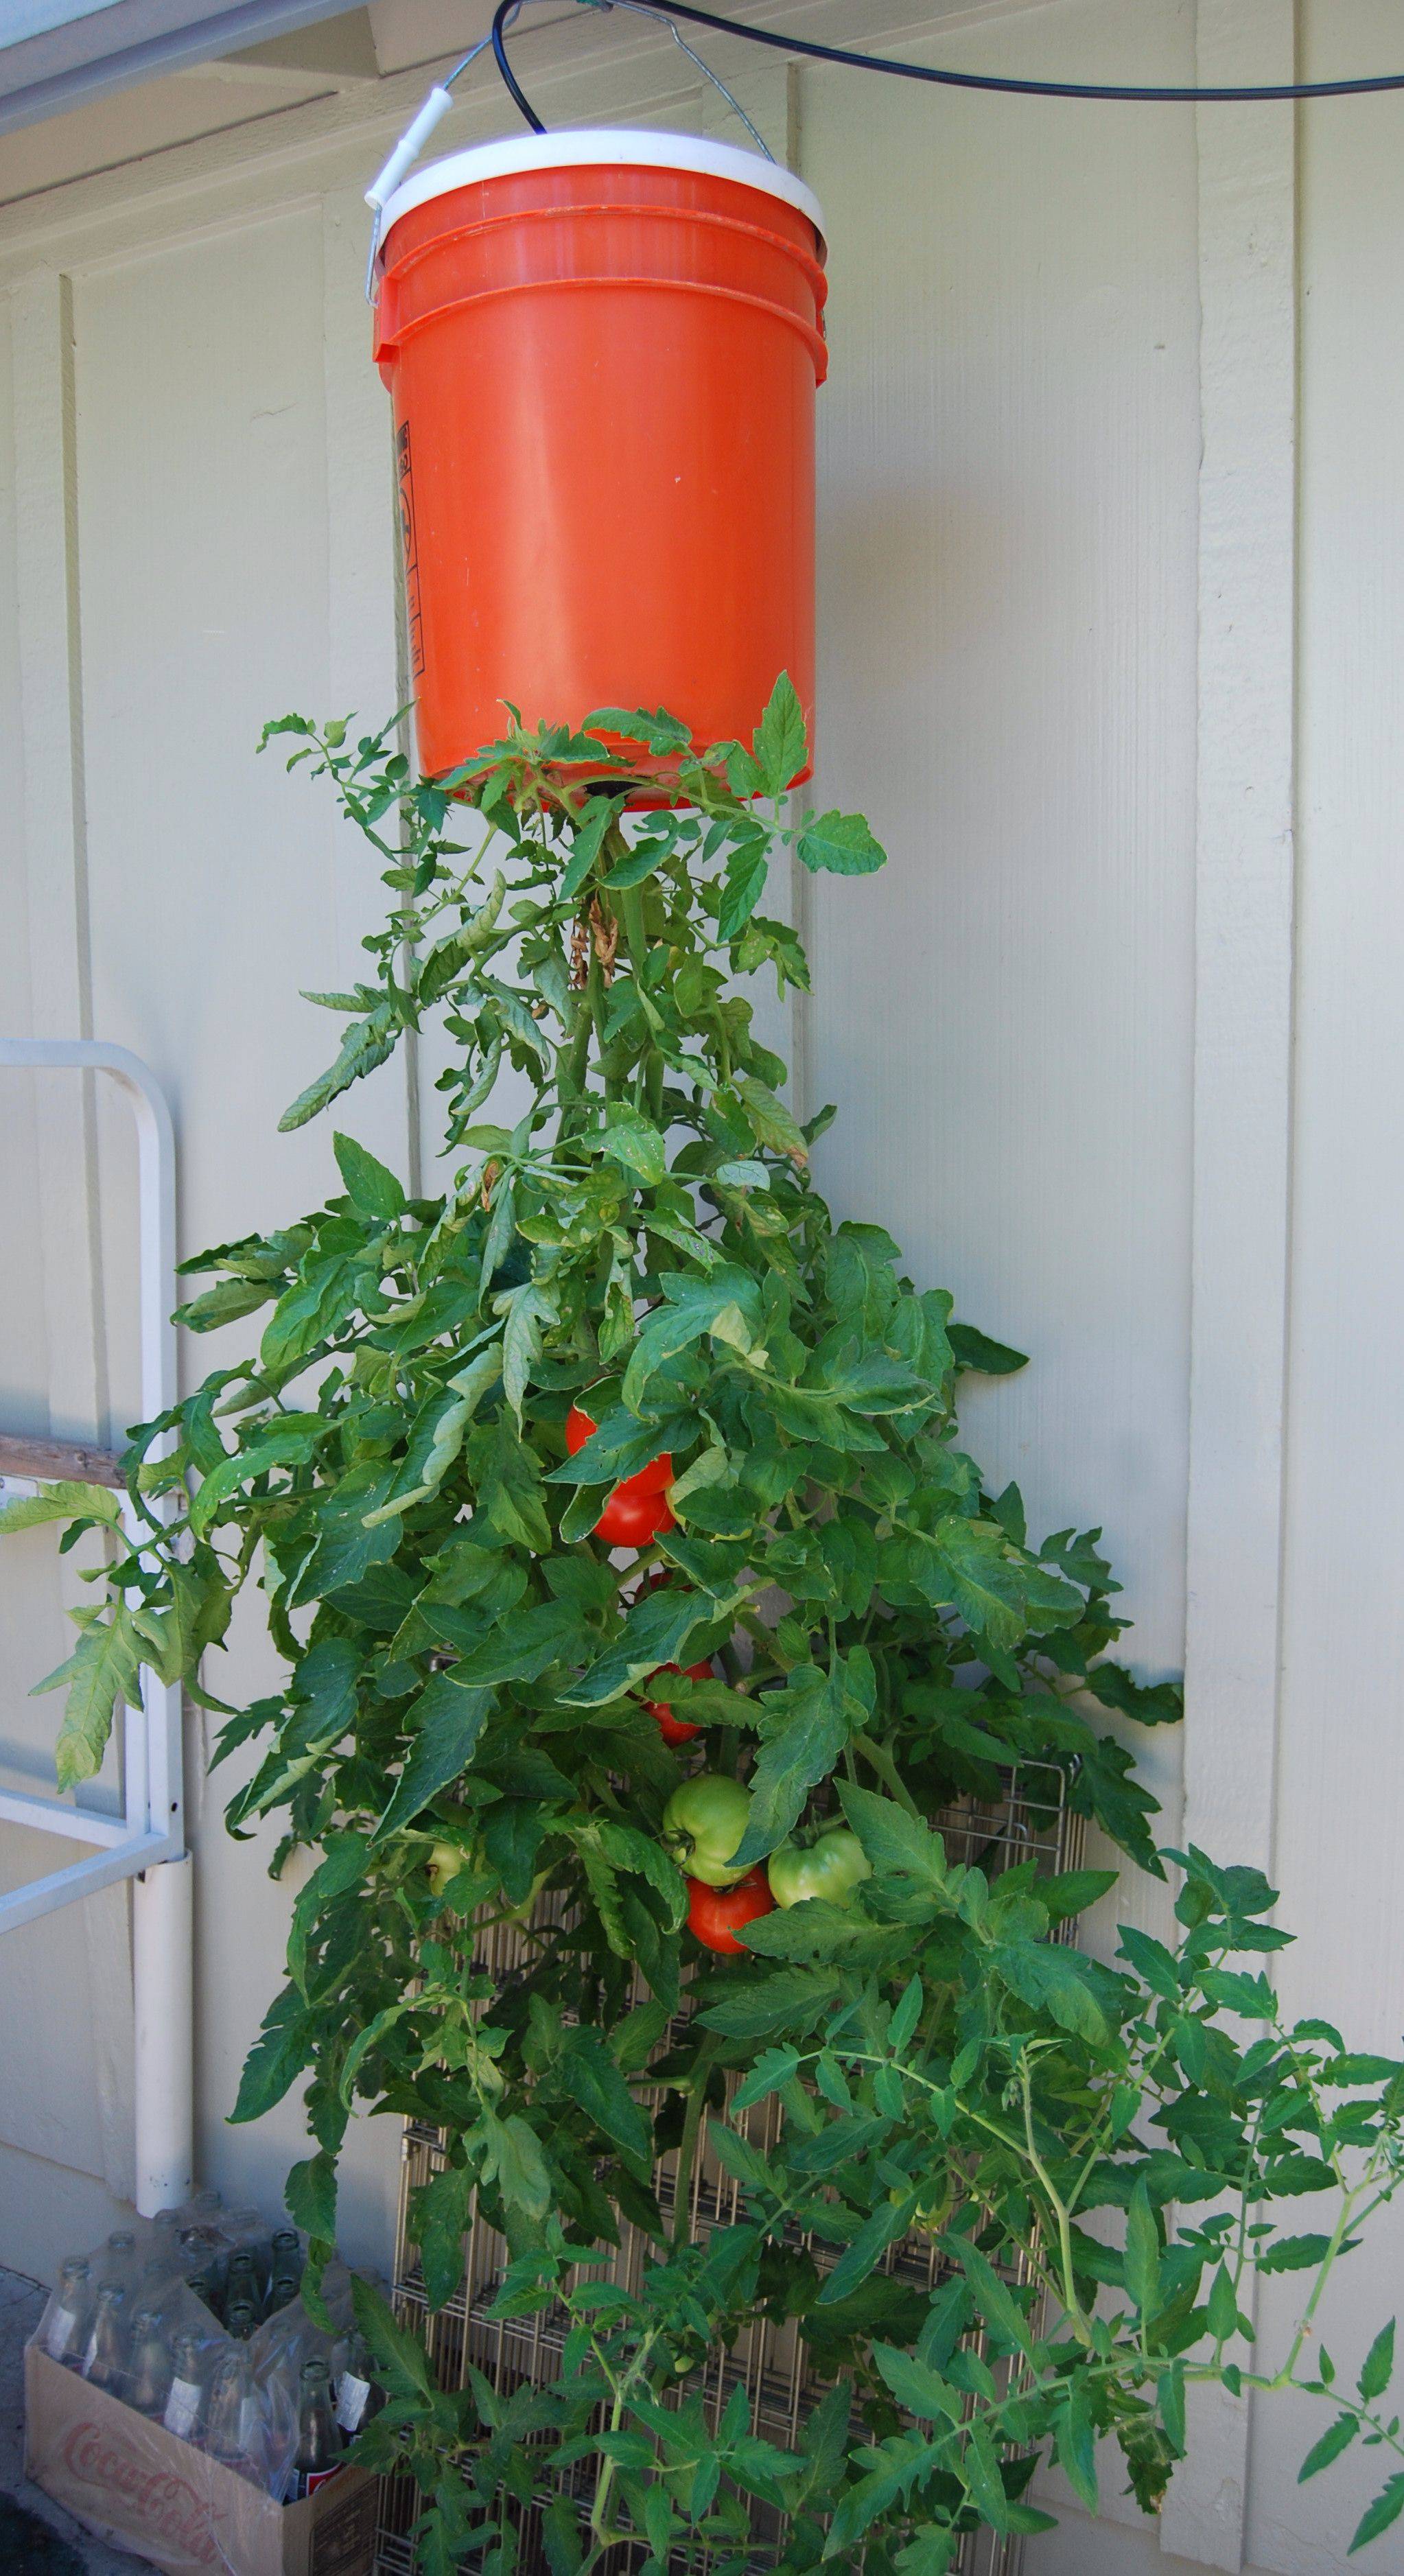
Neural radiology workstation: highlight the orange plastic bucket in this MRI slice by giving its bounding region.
[373,131,827,799]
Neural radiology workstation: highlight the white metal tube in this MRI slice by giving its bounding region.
[365,85,454,211]
[132,1850,194,2216]
[0,1038,192,2205]
[0,1835,170,1938]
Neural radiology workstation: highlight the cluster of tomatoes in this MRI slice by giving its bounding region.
[659,1772,872,1952]
[565,1401,676,1547]
[565,1398,873,1955]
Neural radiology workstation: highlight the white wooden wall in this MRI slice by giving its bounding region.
[1,1,1402,2566]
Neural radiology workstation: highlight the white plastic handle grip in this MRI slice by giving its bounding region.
[366,86,454,212]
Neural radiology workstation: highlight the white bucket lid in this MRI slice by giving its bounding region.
[379,126,826,252]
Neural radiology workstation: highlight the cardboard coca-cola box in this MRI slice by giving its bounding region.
[25,2346,377,2576]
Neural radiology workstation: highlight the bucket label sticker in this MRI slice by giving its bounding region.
[309,2474,377,2575]
[397,421,425,681]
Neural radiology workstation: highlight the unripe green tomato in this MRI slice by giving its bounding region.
[767,1827,872,1910]
[427,1839,469,1899]
[661,1773,752,1886]
[503,1866,551,1928]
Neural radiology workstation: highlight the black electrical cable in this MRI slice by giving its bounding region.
[493,1,548,132]
[489,0,1404,130]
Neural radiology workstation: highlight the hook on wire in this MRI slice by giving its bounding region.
[578,0,773,157]
[491,0,771,155]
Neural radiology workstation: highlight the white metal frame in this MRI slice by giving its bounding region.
[0,1039,183,1934]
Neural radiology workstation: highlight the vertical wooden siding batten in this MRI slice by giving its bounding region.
[1167,1,1300,2566]
[11,265,108,1449]
[320,184,415,1189]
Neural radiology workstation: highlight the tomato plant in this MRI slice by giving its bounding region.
[8,680,1404,2569]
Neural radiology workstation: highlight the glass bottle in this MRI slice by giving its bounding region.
[163,2332,205,2442]
[101,2228,138,2283]
[225,2249,261,2319]
[224,2300,258,2342]
[334,2330,384,2440]
[180,2229,224,2318]
[41,2258,93,2367]
[205,2345,259,2473]
[266,2261,302,2318]
[268,2230,302,2304]
[126,2309,174,2418]
[291,2357,342,2498]
[82,2282,129,2392]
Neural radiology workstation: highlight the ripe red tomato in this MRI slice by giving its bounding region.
[686,1867,775,1954]
[565,1402,597,1456]
[642,1659,712,1745]
[565,1403,674,1547]
[594,1482,676,1546]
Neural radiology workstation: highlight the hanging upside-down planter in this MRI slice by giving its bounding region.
[373,130,828,799]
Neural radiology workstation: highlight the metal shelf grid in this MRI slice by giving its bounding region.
[372,1759,1084,2574]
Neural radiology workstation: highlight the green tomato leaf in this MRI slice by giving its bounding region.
[621,1267,762,1412]
[500,1284,558,1423]
[0,1479,124,1533]
[836,1782,948,1890]
[947,1320,1029,1377]
[561,1584,719,1709]
[560,2026,653,2166]
[279,1006,399,1132]
[560,796,616,899]
[753,672,808,795]
[333,1130,406,1219]
[951,2236,1037,2361]
[33,1605,141,1789]
[1256,2234,1335,2275]
[870,2343,959,2423]
[734,1076,807,1167]
[1298,2412,1359,2483]
[818,2194,920,2305]
[584,706,692,755]
[1359,2319,1396,2403]
[1124,2179,1161,2319]
[481,2112,553,2223]
[718,838,771,942]
[230,1985,309,2124]
[1206,2264,1239,2344]
[412,2162,474,2311]
[1350,2476,1404,2555]
[795,808,886,876]
[1053,2382,1099,2515]
[285,2150,338,2247]
[726,1668,854,1869]
[371,1674,493,1844]
[599,1105,667,1186]
[350,2273,434,2400]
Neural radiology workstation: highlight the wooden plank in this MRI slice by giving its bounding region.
[1165,3,1299,2568]
[0,1430,124,1486]
[11,268,110,1455]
